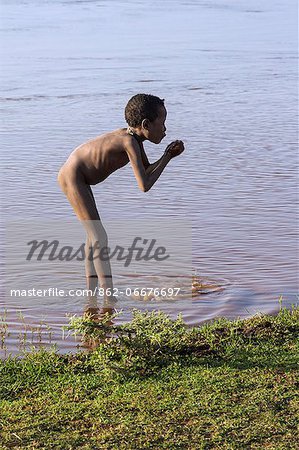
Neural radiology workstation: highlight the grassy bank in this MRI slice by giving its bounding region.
[0,305,298,449]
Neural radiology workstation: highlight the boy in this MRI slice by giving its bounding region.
[57,94,184,310]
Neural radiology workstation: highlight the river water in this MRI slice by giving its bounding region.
[1,0,298,356]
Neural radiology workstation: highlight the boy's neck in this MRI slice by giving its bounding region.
[127,126,145,143]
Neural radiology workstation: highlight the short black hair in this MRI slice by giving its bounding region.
[125,94,165,127]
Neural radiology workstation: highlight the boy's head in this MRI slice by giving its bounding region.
[125,93,167,144]
[125,94,165,127]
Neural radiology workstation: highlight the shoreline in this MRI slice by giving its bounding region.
[0,305,298,448]
[1,297,296,359]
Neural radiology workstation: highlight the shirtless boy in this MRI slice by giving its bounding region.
[57,94,184,309]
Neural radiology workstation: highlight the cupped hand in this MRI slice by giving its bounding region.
[165,140,185,158]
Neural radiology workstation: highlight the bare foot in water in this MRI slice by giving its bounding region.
[98,306,117,326]
[83,303,116,326]
[83,306,99,320]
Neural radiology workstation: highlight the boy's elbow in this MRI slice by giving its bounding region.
[139,181,150,193]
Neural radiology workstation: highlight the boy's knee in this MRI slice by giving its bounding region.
[89,232,109,249]
[85,240,93,259]
[94,226,108,246]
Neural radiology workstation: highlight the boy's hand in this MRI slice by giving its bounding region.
[165,140,185,159]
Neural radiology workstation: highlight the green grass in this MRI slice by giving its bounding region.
[0,305,298,449]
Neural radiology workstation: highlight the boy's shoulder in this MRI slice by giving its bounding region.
[102,128,139,153]
[85,128,131,146]
[111,128,137,147]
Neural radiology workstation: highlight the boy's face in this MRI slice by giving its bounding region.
[145,106,167,144]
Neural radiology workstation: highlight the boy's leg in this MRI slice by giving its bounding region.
[58,172,116,307]
[84,235,98,314]
[85,235,98,286]
[82,218,116,306]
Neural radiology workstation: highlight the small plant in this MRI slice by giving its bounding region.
[66,302,299,377]
[0,312,56,354]
[66,309,212,376]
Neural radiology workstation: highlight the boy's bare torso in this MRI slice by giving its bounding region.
[58,111,183,219]
[60,128,135,185]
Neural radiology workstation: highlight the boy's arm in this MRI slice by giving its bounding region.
[125,137,171,192]
[145,156,165,176]
[145,140,185,175]
[139,146,150,171]
[140,144,167,176]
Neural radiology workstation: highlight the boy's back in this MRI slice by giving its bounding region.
[59,128,134,186]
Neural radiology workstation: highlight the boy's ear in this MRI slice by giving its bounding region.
[141,118,150,130]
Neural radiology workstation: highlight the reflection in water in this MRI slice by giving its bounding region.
[81,305,116,350]
[0,296,118,358]
[0,273,295,358]
[0,272,220,356]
